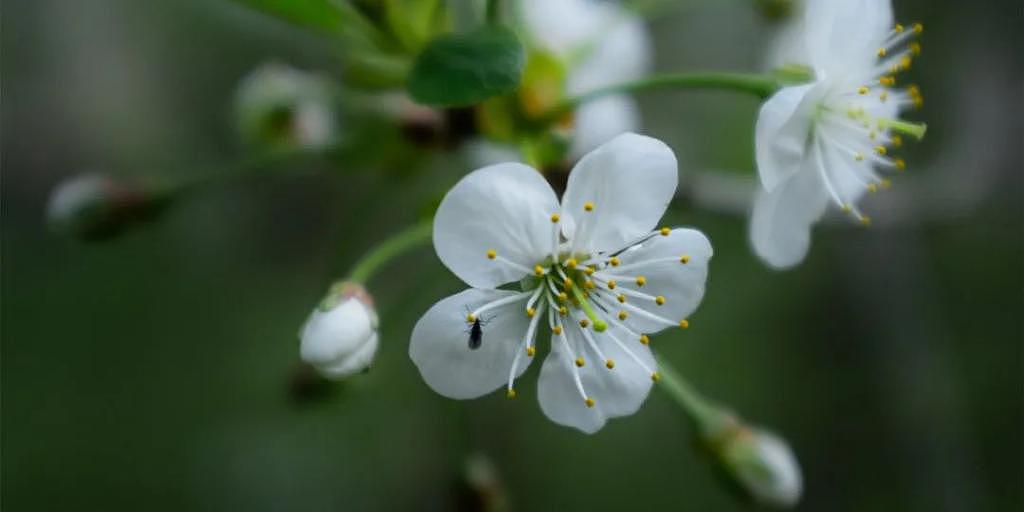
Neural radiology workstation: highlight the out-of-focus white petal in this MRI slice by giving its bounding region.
[755,83,823,192]
[804,0,894,76]
[319,333,379,378]
[561,133,678,253]
[434,163,559,289]
[569,95,640,158]
[599,228,712,335]
[410,289,534,399]
[536,324,654,434]
[749,162,830,269]
[567,9,651,92]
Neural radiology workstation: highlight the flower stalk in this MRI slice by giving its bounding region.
[348,219,433,284]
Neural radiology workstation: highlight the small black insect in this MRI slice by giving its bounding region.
[468,318,484,350]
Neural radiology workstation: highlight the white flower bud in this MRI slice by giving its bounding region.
[299,282,379,379]
[718,427,803,508]
[234,62,337,150]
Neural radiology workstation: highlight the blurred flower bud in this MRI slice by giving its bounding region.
[46,173,167,241]
[299,281,379,379]
[458,453,509,512]
[234,62,338,150]
[710,422,803,508]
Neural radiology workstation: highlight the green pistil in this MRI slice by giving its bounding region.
[570,284,607,332]
[877,118,928,139]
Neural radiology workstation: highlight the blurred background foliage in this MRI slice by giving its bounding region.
[2,0,1022,510]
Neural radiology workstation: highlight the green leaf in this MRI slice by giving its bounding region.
[407,26,524,107]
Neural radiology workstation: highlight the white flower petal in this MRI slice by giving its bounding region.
[749,162,831,269]
[410,288,534,399]
[537,324,655,434]
[568,95,641,159]
[601,228,712,335]
[319,333,379,378]
[434,163,559,289]
[561,133,678,253]
[755,83,823,192]
[804,0,894,76]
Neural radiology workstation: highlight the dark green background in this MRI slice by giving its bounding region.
[3,0,1021,510]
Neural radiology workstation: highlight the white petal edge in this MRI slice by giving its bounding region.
[410,288,534,399]
[804,0,894,77]
[755,83,821,192]
[561,133,678,253]
[537,323,655,434]
[749,162,831,270]
[434,163,559,289]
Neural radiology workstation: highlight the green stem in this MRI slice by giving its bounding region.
[486,0,502,24]
[159,144,331,199]
[569,284,608,332]
[539,72,782,125]
[656,355,731,434]
[348,219,433,284]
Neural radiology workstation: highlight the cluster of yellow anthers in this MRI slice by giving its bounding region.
[829,22,928,226]
[468,201,695,407]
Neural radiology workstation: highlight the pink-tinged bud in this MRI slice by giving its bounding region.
[46,173,166,241]
[299,282,379,379]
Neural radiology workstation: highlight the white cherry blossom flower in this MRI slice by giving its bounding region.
[751,0,927,268]
[410,133,712,433]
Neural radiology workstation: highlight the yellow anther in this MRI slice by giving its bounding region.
[506,388,517,399]
[579,319,590,329]
[584,266,595,276]
[895,158,907,171]
[609,257,620,267]
[879,91,888,102]
[550,213,560,223]
[655,296,666,306]
[867,183,878,193]
[583,201,594,212]
[565,258,577,269]
[558,305,568,316]
[880,178,892,189]
[618,311,628,321]
[858,86,869,95]
[895,23,904,32]
[910,42,921,55]
[552,325,563,335]
[679,319,690,329]
[913,22,923,33]
[639,334,650,345]
[534,265,545,276]
[900,56,912,70]
[879,76,896,86]
[583,280,595,290]
[659,227,671,236]
[913,96,924,109]
[607,280,617,290]
[869,130,878,140]
[650,372,661,382]
[585,397,595,408]
[617,294,626,303]
[557,292,568,302]
[680,255,690,264]
[575,357,585,368]
[855,153,865,162]
[876,48,887,58]
[486,249,497,260]
[841,203,852,213]
[563,277,573,288]
[891,135,903,147]
[859,216,872,227]
[466,314,476,323]
[875,145,887,155]
[635,276,647,287]
[605,359,615,369]
[526,307,536,318]
[526,346,536,357]
[907,84,921,96]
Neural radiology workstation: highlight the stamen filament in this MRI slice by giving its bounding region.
[570,284,608,332]
[470,290,533,320]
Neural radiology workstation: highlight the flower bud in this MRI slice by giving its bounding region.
[46,173,166,241]
[712,423,803,508]
[299,282,379,379]
[234,62,337,150]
